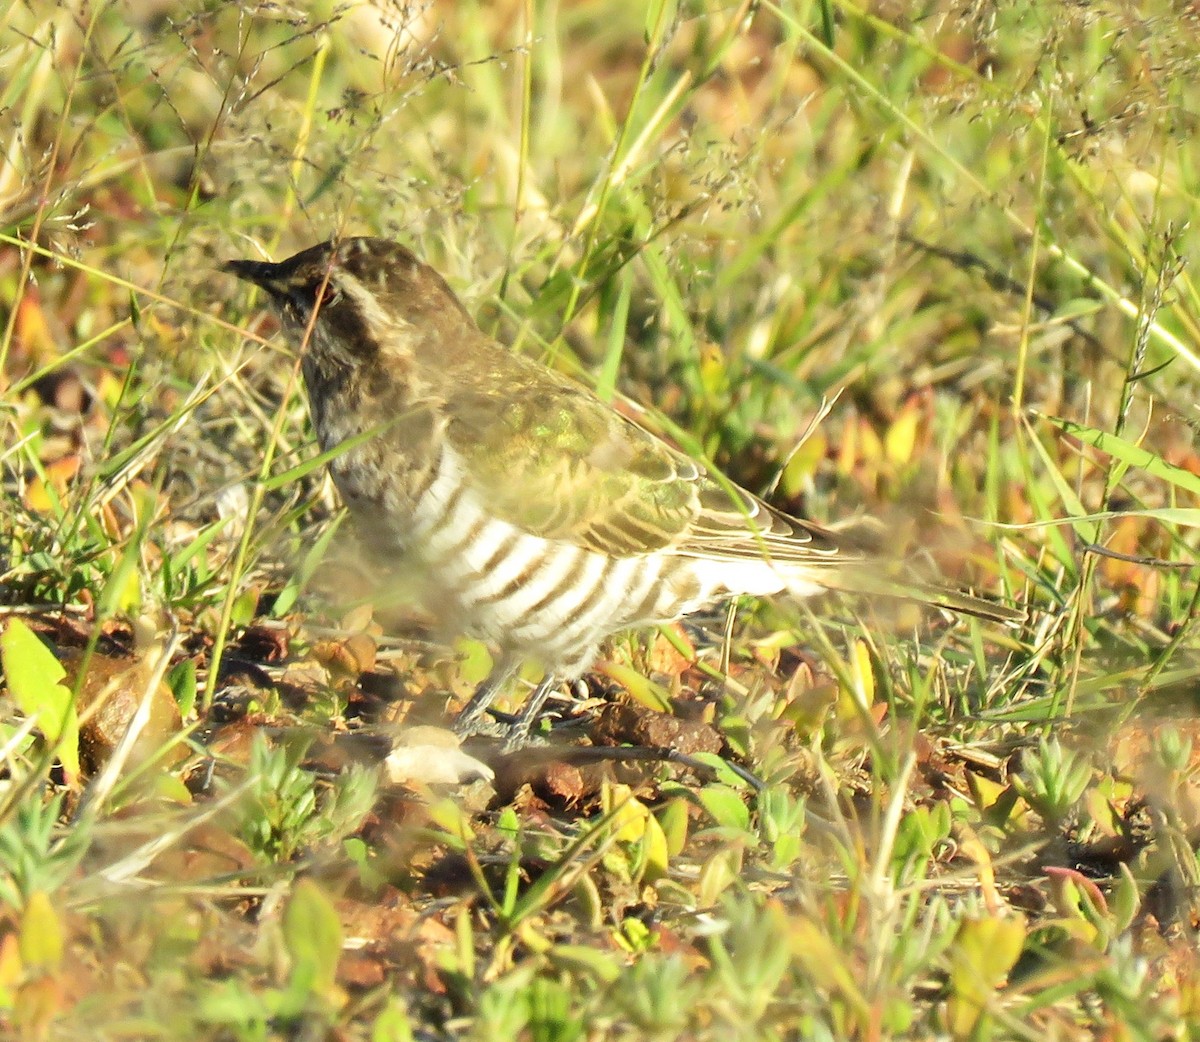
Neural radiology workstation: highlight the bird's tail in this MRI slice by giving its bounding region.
[785,562,1024,625]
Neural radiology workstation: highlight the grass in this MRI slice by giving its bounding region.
[2,0,1200,1038]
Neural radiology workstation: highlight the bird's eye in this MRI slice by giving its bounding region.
[314,280,340,309]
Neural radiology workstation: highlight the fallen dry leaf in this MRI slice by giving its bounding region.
[383,725,494,786]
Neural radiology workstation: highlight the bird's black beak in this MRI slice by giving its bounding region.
[223,257,287,299]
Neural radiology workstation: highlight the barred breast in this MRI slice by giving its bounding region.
[402,443,754,677]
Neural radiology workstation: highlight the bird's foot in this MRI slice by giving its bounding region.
[451,659,518,738]
[451,666,564,751]
[499,674,562,753]
[452,715,510,741]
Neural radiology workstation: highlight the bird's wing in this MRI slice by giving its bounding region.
[441,356,1024,624]
[444,358,843,563]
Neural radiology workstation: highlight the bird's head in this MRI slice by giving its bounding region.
[224,237,474,365]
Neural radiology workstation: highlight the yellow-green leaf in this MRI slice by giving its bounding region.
[946,915,1026,1038]
[1047,414,1200,497]
[371,997,415,1042]
[884,402,920,465]
[283,879,343,1000]
[638,807,670,882]
[697,784,750,831]
[1,620,80,781]
[603,783,649,844]
[19,892,63,971]
[656,797,689,857]
[600,662,672,712]
[839,637,875,714]
[697,846,742,907]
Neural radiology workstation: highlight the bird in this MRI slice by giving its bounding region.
[224,236,1022,747]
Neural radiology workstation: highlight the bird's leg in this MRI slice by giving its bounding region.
[452,656,519,737]
[501,674,562,753]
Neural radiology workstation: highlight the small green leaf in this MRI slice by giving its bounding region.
[697,784,750,831]
[283,879,343,1002]
[547,943,624,982]
[656,797,689,857]
[168,658,197,719]
[635,810,670,883]
[595,269,632,403]
[230,588,259,628]
[1047,414,1200,497]
[455,638,494,686]
[696,846,742,907]
[601,662,672,712]
[1,619,80,781]
[20,891,63,971]
[946,915,1026,1038]
[689,752,750,788]
[1111,863,1140,935]
[372,997,414,1042]
[272,513,344,617]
